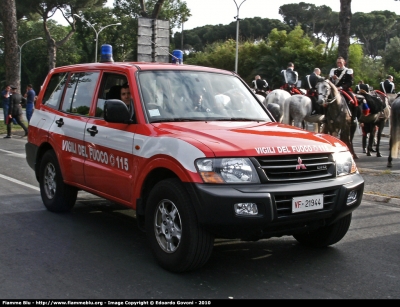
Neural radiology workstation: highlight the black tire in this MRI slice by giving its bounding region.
[145,178,214,273]
[293,213,352,247]
[39,150,77,212]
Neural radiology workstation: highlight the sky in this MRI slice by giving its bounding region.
[53,0,400,30]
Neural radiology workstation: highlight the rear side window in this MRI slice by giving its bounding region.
[42,72,69,110]
[61,72,100,116]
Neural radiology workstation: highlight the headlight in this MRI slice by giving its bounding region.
[195,158,260,183]
[334,151,358,176]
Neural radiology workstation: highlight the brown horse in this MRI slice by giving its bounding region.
[315,79,358,159]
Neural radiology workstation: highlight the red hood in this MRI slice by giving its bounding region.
[153,121,348,157]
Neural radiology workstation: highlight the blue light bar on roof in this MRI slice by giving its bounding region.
[100,44,114,63]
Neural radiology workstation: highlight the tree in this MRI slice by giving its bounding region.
[173,17,290,53]
[338,0,351,62]
[16,0,105,71]
[115,0,190,30]
[352,11,398,58]
[382,36,400,71]
[18,20,48,90]
[0,0,20,90]
[319,11,340,55]
[279,3,334,41]
[185,26,328,88]
[73,8,126,62]
[138,0,164,18]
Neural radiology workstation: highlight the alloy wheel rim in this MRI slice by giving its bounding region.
[154,199,182,253]
[44,163,56,199]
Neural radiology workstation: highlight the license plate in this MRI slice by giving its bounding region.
[292,194,324,213]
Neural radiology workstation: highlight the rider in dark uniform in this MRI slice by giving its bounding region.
[304,68,325,115]
[329,57,359,159]
[281,62,299,94]
[305,68,324,94]
[379,75,395,94]
[355,80,370,94]
[252,75,269,95]
[329,56,357,106]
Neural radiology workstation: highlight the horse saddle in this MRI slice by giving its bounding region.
[358,89,386,114]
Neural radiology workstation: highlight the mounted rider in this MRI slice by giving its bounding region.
[355,80,370,94]
[304,68,325,115]
[281,62,302,95]
[252,75,269,96]
[379,75,395,94]
[329,56,358,107]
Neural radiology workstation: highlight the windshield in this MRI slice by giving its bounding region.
[138,70,272,123]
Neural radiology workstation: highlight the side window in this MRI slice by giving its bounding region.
[95,73,128,118]
[42,72,69,110]
[61,71,100,116]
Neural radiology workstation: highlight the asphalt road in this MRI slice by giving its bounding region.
[0,125,400,299]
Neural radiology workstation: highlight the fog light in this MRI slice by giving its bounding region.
[347,190,358,205]
[234,203,258,215]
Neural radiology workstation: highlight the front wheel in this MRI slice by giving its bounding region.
[293,213,352,247]
[145,178,214,273]
[39,150,78,212]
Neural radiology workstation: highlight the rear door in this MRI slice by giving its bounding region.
[48,71,100,185]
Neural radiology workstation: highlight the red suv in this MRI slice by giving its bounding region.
[25,59,364,272]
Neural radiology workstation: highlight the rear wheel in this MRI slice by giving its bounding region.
[39,150,77,212]
[293,213,352,247]
[145,178,214,273]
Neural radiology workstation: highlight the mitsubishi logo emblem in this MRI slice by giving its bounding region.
[295,157,306,170]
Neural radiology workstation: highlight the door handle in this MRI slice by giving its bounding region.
[55,118,64,127]
[86,125,98,137]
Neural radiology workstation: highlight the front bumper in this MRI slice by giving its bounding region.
[187,173,364,240]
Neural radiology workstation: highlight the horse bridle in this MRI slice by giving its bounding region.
[319,80,337,106]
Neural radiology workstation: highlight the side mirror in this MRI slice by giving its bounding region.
[104,99,131,123]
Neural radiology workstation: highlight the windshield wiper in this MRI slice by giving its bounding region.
[151,118,204,123]
[222,118,266,121]
[150,118,267,123]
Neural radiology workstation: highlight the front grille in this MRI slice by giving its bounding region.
[253,153,335,182]
[274,189,338,217]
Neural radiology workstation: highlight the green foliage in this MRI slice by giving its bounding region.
[76,105,90,115]
[382,36,400,71]
[17,20,48,91]
[174,17,291,53]
[352,11,398,58]
[73,8,127,62]
[347,46,387,91]
[185,39,236,71]
[115,0,191,30]
[186,26,329,89]
[16,0,106,20]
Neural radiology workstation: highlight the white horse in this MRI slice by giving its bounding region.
[288,94,324,131]
[264,89,291,124]
[256,93,281,122]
